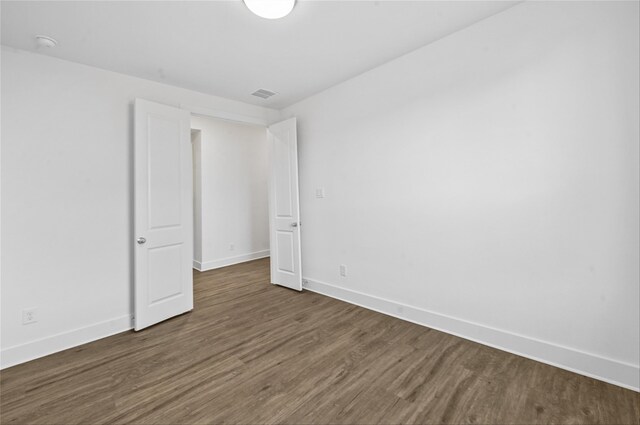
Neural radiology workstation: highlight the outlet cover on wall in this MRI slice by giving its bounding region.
[315,187,325,198]
[22,308,38,325]
[340,264,347,277]
[229,243,235,251]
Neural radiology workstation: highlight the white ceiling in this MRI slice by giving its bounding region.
[1,1,517,109]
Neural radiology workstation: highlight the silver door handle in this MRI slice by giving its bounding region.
[291,222,298,228]
[137,237,147,244]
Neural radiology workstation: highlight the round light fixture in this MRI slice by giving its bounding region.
[35,35,57,48]
[243,0,295,19]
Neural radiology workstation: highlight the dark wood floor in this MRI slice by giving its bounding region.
[1,258,638,424]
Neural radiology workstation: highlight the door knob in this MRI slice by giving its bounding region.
[137,237,147,244]
[291,222,298,228]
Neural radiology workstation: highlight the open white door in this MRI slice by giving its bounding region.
[268,117,302,291]
[134,99,193,330]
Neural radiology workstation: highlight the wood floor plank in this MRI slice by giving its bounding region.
[1,258,638,424]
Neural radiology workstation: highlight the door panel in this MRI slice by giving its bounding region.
[276,231,295,273]
[268,117,302,290]
[135,99,193,330]
[274,138,293,217]
[148,244,183,304]
[148,115,182,228]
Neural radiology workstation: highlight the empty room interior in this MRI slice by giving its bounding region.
[0,1,639,424]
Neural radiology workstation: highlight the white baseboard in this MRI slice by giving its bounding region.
[195,250,270,272]
[1,250,270,368]
[303,277,639,392]
[0,314,133,370]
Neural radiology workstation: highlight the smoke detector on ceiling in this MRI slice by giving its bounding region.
[35,35,57,48]
[251,89,277,99]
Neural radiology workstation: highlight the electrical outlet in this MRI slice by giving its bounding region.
[22,308,38,325]
[315,187,325,198]
[229,243,235,251]
[340,264,347,277]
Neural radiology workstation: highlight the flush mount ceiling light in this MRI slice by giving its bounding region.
[35,35,57,48]
[244,0,295,19]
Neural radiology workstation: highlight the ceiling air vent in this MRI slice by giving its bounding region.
[251,89,276,99]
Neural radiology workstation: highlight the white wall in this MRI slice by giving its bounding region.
[0,47,279,367]
[282,1,640,390]
[190,116,269,271]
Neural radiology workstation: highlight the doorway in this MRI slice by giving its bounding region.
[134,99,302,331]
[190,115,270,272]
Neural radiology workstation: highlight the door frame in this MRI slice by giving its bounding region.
[180,104,271,127]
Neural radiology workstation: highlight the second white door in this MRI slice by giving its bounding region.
[268,117,302,291]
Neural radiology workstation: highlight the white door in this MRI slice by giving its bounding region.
[268,117,302,290]
[134,98,193,330]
